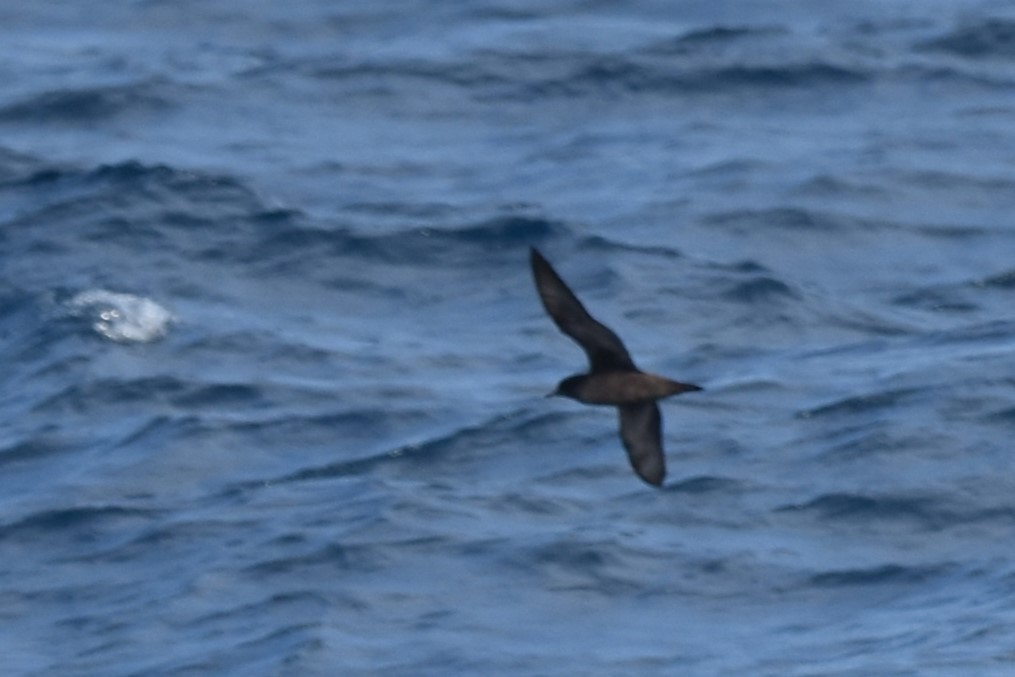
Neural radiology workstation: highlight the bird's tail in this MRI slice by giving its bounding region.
[667,380,702,396]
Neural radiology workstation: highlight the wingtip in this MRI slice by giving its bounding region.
[530,247,554,279]
[638,467,665,487]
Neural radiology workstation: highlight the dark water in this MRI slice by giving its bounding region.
[2,2,1015,675]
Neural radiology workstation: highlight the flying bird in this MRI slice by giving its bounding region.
[530,247,701,487]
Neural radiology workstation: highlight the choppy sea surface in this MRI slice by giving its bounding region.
[2,2,1015,675]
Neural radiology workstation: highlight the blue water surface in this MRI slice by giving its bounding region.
[2,1,1015,675]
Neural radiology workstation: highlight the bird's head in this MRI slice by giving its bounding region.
[547,374,585,401]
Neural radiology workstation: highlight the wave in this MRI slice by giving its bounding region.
[980,269,1015,289]
[720,276,799,304]
[808,563,949,587]
[2,157,573,279]
[799,387,924,418]
[506,57,870,99]
[0,504,157,539]
[918,18,1015,59]
[891,287,980,313]
[68,289,174,343]
[668,475,743,494]
[648,25,788,53]
[30,375,266,414]
[705,206,866,232]
[0,435,75,470]
[263,407,559,487]
[255,213,562,267]
[778,491,1015,531]
[777,492,939,522]
[296,46,871,102]
[0,82,171,123]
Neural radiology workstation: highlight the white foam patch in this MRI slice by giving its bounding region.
[69,290,174,343]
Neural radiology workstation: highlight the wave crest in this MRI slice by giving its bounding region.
[68,289,174,343]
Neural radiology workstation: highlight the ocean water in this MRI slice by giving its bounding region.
[2,1,1015,675]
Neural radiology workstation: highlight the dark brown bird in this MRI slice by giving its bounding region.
[530,247,701,487]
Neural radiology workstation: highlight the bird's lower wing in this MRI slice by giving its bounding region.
[618,402,665,487]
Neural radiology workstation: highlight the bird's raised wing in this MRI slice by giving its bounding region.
[530,248,636,372]
[618,402,665,487]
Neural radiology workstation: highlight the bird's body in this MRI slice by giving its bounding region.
[530,247,701,487]
[555,371,698,406]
